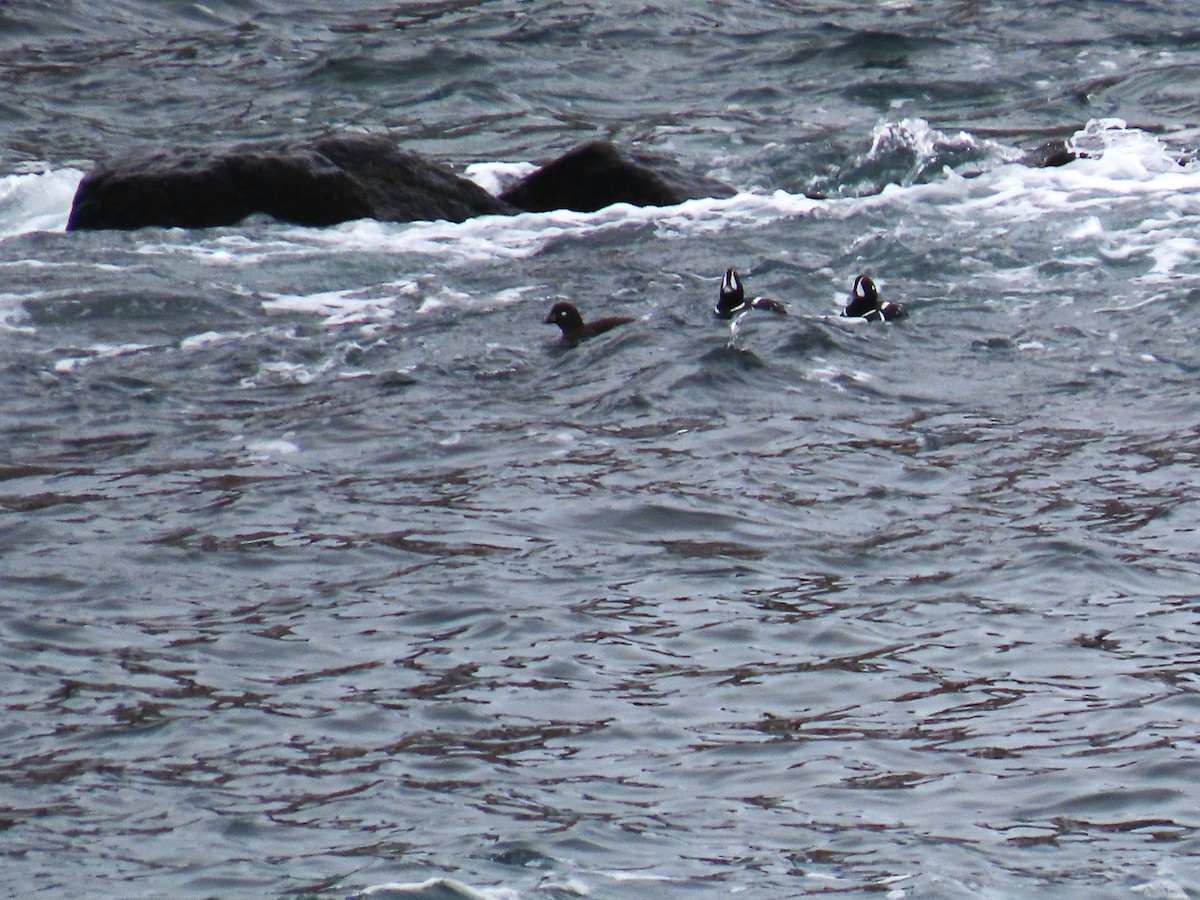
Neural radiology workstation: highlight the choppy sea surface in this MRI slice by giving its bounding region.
[3,3,1200,898]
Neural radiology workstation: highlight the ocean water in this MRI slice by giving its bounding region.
[2,3,1200,898]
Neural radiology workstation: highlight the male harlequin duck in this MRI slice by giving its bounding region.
[715,268,788,319]
[544,301,634,345]
[842,274,906,322]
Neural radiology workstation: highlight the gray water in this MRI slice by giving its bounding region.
[2,3,1200,898]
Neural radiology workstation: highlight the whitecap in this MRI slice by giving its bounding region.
[416,286,469,314]
[239,359,329,388]
[1130,878,1189,900]
[261,283,415,325]
[1068,117,1183,178]
[462,160,539,196]
[52,342,155,372]
[794,362,872,393]
[244,437,301,458]
[107,186,817,280]
[29,120,1200,339]
[273,190,818,267]
[855,116,1022,189]
[179,331,228,350]
[0,291,34,333]
[1067,216,1105,240]
[358,877,519,899]
[535,873,590,895]
[599,870,682,883]
[0,167,83,239]
[1144,236,1200,283]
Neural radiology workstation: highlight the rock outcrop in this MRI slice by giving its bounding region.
[500,140,737,213]
[66,134,514,231]
[66,135,738,232]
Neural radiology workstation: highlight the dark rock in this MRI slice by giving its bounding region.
[67,134,738,232]
[1022,138,1079,169]
[500,140,736,214]
[66,134,513,231]
[308,135,514,223]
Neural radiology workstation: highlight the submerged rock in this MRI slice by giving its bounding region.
[500,140,737,213]
[66,134,514,231]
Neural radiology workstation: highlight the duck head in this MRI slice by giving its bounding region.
[544,301,585,334]
[845,274,879,317]
[716,268,746,318]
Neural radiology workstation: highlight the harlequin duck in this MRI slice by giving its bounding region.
[842,274,906,322]
[715,268,787,319]
[544,301,634,345]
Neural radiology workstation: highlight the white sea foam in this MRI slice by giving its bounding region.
[801,363,873,392]
[1068,117,1182,177]
[1067,216,1105,240]
[0,168,83,239]
[52,342,155,373]
[894,120,1200,294]
[244,437,301,458]
[260,279,537,324]
[179,330,229,350]
[868,120,1197,217]
[0,292,35,333]
[1130,877,1189,900]
[865,116,1022,183]
[415,285,469,314]
[359,877,519,899]
[134,233,317,266]
[1144,236,1199,282]
[598,870,682,883]
[280,191,813,264]
[239,359,331,387]
[10,121,1199,323]
[535,873,590,895]
[462,160,539,196]
[261,284,415,325]
[175,122,1200,328]
[259,257,550,324]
